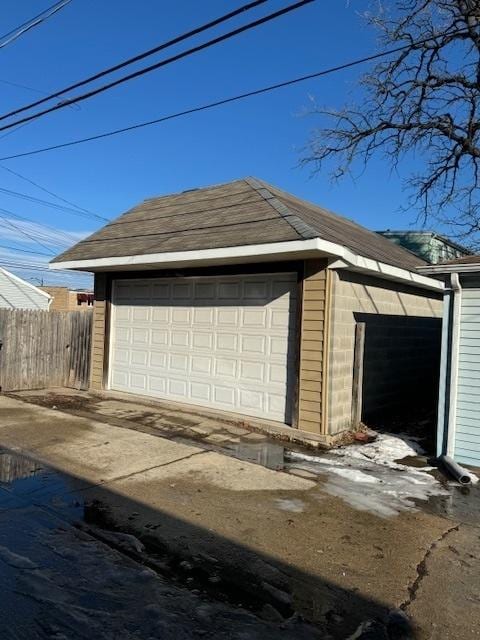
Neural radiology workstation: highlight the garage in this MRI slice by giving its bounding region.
[52,177,445,441]
[109,273,298,423]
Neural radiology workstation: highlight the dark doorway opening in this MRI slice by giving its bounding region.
[353,313,442,452]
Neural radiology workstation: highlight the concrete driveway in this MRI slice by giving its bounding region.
[1,393,479,639]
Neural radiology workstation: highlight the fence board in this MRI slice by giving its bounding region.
[0,310,93,392]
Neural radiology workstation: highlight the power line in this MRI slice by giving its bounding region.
[0,164,99,218]
[0,185,108,221]
[0,243,52,256]
[3,212,79,244]
[0,0,73,50]
[0,0,270,123]
[0,257,85,274]
[0,78,81,112]
[0,260,83,276]
[0,210,77,245]
[0,212,56,254]
[0,0,314,133]
[0,27,465,162]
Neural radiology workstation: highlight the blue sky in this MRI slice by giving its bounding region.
[0,0,428,288]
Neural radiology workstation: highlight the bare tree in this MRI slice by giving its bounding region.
[304,1,480,245]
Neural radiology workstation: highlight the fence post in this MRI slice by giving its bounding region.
[351,322,366,429]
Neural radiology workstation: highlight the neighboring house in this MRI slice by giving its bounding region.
[0,267,52,310]
[377,230,472,265]
[50,178,444,444]
[419,256,480,468]
[40,286,94,312]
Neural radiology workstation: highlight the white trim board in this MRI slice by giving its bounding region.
[50,238,444,292]
[419,263,480,275]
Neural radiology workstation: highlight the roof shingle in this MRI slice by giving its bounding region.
[52,177,425,272]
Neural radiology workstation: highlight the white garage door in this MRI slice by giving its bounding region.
[109,273,298,423]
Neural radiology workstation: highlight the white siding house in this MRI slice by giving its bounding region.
[0,267,52,310]
[420,257,480,469]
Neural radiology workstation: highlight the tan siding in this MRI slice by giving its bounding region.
[297,259,329,434]
[89,274,107,390]
[327,270,443,435]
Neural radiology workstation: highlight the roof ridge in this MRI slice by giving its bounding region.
[244,177,319,241]
[253,178,426,266]
[142,178,247,203]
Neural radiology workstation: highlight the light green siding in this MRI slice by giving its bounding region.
[455,285,480,467]
[378,231,470,265]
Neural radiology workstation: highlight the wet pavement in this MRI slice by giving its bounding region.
[2,392,480,639]
[0,447,321,640]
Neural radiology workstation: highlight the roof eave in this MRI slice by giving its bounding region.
[418,263,480,275]
[50,238,443,292]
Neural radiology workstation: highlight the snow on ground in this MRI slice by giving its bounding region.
[274,498,306,513]
[287,433,450,518]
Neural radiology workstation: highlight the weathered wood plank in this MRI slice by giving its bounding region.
[0,309,92,392]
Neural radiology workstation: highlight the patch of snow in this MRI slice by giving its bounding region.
[330,432,425,467]
[286,433,449,518]
[327,468,381,484]
[274,498,305,513]
[467,469,479,484]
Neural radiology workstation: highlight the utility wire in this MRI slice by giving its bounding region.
[0,0,270,122]
[0,257,82,272]
[0,78,81,112]
[0,164,100,218]
[0,0,314,133]
[0,185,108,221]
[0,0,73,50]
[0,27,466,162]
[0,213,77,246]
[0,205,80,246]
[0,243,52,256]
[0,260,81,275]
[0,212,56,254]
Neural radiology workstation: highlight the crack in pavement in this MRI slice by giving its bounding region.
[400,523,460,612]
[76,449,209,492]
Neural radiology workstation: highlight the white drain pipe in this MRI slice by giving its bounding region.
[440,274,475,484]
[446,272,461,459]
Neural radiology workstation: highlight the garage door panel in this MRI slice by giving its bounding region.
[217,308,239,326]
[241,335,266,355]
[190,381,211,402]
[168,378,187,397]
[171,330,189,347]
[150,351,167,368]
[132,328,148,345]
[149,376,166,393]
[152,307,169,323]
[152,283,169,299]
[216,333,238,352]
[192,332,213,350]
[151,329,168,346]
[131,350,148,366]
[242,308,266,328]
[193,307,214,324]
[191,355,212,375]
[171,308,190,324]
[239,361,265,383]
[214,358,237,378]
[110,273,297,423]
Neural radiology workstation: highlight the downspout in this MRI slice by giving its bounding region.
[438,273,475,484]
[445,272,461,458]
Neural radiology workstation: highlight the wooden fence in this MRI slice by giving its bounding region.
[0,309,93,392]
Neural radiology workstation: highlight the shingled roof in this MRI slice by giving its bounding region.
[51,177,425,272]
